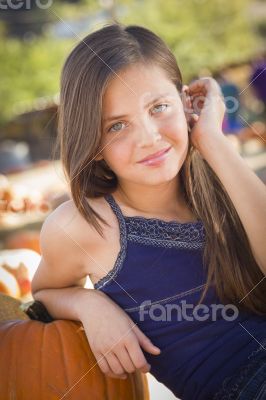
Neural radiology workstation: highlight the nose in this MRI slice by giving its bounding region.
[136,119,162,148]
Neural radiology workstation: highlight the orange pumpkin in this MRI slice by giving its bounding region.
[0,249,40,300]
[5,230,40,254]
[0,319,150,400]
[0,266,20,298]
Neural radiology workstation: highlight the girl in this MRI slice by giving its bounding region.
[31,23,266,399]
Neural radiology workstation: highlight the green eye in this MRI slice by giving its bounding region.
[108,122,125,133]
[152,104,169,113]
[107,103,169,133]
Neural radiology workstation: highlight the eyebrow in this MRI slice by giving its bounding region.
[103,92,173,124]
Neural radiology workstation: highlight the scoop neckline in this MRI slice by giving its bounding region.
[105,193,202,226]
[123,214,202,226]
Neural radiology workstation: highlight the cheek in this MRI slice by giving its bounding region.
[102,138,132,170]
[162,112,188,143]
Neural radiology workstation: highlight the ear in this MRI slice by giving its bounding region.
[181,85,199,131]
[181,85,192,123]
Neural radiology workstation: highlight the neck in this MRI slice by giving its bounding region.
[114,176,187,219]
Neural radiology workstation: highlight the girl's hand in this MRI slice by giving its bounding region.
[79,290,161,379]
[182,77,226,149]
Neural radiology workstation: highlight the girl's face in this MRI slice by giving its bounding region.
[99,63,189,187]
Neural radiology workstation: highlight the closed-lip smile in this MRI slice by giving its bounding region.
[137,146,172,163]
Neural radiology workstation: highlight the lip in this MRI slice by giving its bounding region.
[137,146,172,163]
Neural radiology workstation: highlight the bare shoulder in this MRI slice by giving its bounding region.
[42,196,111,251]
[32,196,113,294]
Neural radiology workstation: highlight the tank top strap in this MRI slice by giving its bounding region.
[94,194,128,290]
[104,193,126,224]
[104,193,128,250]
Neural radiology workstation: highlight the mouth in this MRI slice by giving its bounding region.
[137,146,172,164]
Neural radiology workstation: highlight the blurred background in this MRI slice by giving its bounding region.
[0,1,265,397]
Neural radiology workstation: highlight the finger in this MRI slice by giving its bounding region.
[100,354,127,379]
[181,87,193,113]
[96,354,110,374]
[133,325,161,355]
[188,114,199,130]
[190,90,206,97]
[189,85,207,93]
[107,352,126,376]
[189,79,222,100]
[190,99,205,109]
[96,352,127,379]
[107,372,128,380]
[191,114,199,121]
[97,355,126,379]
[188,86,207,98]
[188,77,212,90]
[188,79,218,99]
[116,345,137,373]
[182,84,189,94]
[190,92,207,103]
[126,340,151,373]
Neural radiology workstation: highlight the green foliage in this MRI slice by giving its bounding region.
[0,32,75,124]
[0,0,100,125]
[121,0,259,82]
[52,0,99,19]
[0,0,261,124]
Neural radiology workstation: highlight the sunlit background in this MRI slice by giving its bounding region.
[0,1,265,398]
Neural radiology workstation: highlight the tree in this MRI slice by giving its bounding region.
[121,0,259,81]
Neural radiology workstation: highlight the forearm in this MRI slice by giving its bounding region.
[32,286,100,321]
[197,133,266,274]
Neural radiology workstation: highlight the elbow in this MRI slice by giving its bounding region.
[31,280,49,302]
[31,289,49,307]
[32,289,43,301]
[31,286,42,300]
[31,272,44,299]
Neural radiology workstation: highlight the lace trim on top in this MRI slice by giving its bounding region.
[94,194,206,290]
[124,215,205,249]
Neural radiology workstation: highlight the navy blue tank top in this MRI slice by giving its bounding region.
[94,193,266,400]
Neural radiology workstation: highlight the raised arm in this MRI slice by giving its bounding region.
[195,132,266,275]
[186,78,266,275]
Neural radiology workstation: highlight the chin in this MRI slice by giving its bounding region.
[132,167,181,186]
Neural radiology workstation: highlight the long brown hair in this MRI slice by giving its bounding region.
[57,22,265,315]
